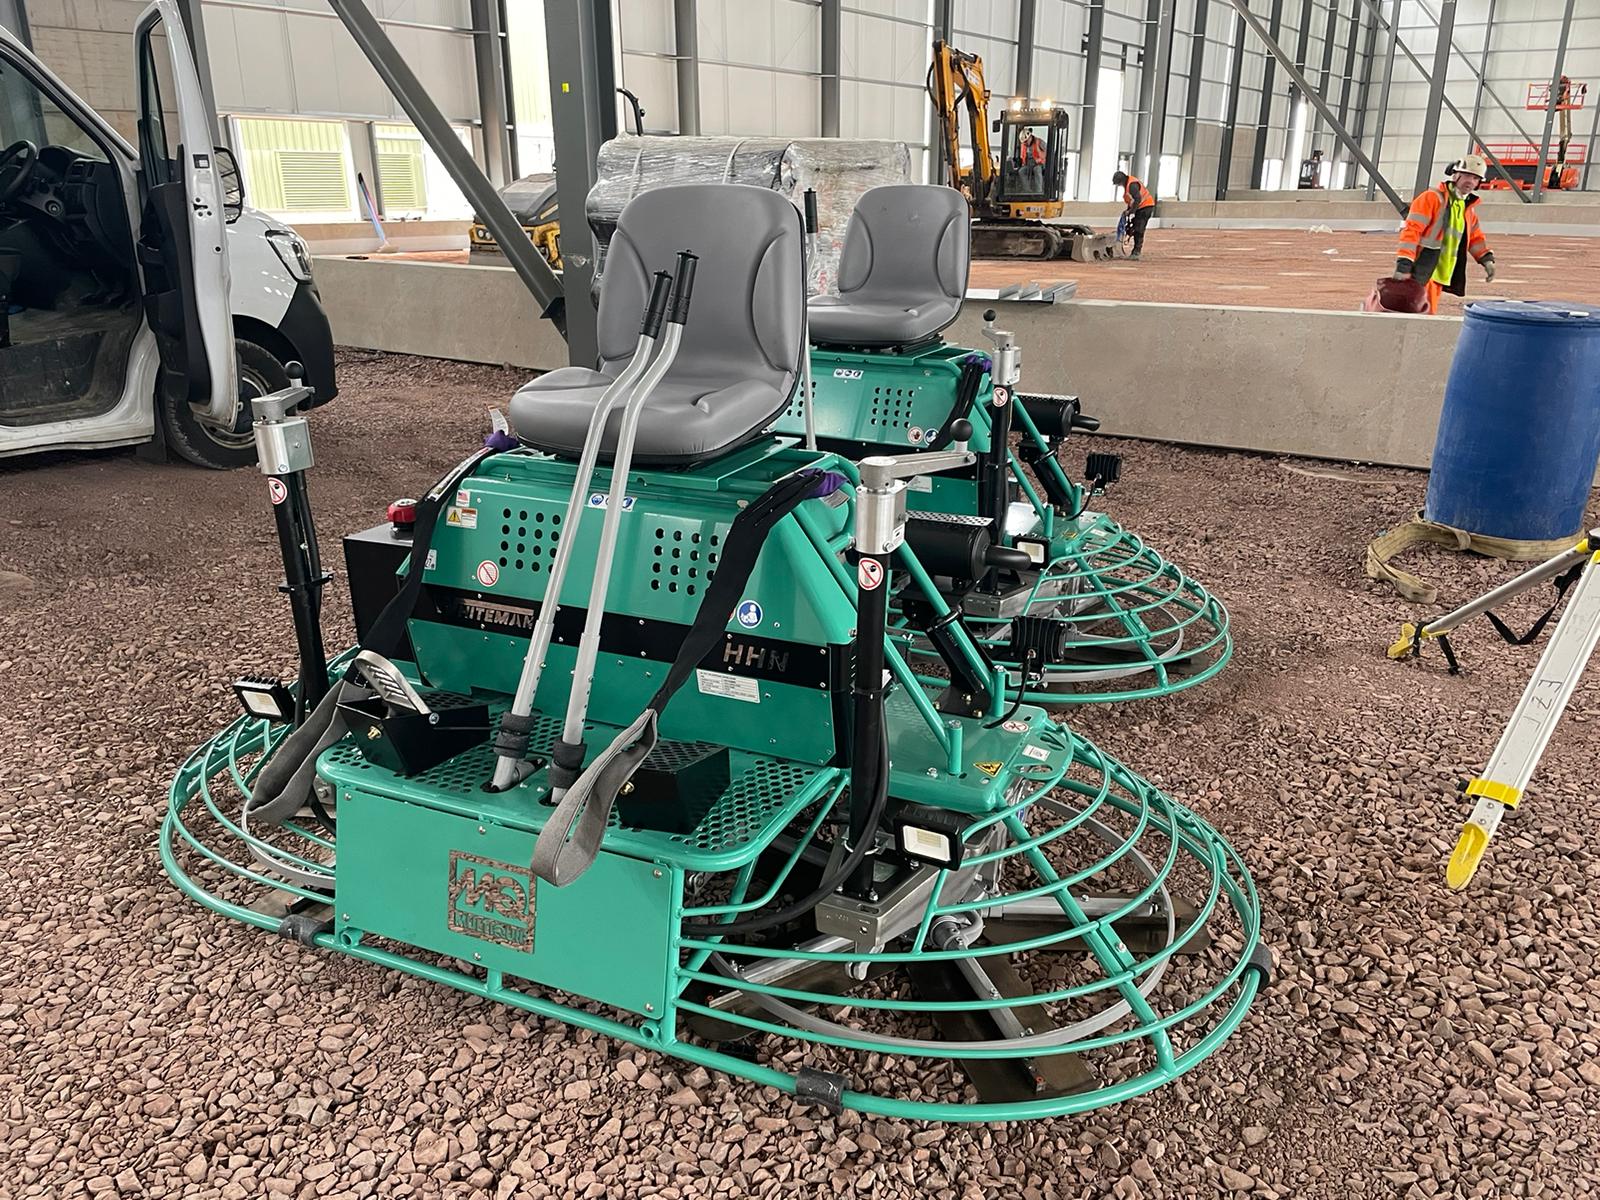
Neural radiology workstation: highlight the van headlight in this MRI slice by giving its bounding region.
[265,228,314,283]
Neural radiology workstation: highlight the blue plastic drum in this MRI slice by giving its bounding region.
[1424,300,1600,544]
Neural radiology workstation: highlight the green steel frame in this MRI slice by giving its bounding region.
[160,445,1266,1121]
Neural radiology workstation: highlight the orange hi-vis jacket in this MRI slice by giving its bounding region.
[1019,136,1044,165]
[1123,175,1156,210]
[1397,182,1492,298]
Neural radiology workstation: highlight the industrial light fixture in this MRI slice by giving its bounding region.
[1014,535,1050,566]
[233,676,296,724]
[892,804,968,870]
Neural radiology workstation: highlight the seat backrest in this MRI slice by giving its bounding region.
[596,183,804,397]
[836,184,970,312]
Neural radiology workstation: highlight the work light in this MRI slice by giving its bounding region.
[233,676,295,724]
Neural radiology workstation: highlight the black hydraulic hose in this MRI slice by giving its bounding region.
[927,357,987,451]
[679,734,889,940]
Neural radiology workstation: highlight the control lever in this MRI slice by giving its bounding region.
[985,545,1034,571]
[857,450,977,556]
[980,309,1020,387]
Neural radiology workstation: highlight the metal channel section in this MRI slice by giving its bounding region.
[1412,0,1455,199]
[1177,0,1210,198]
[1348,0,1523,203]
[1077,0,1106,201]
[1249,0,1283,188]
[1530,0,1577,203]
[1221,0,1404,211]
[324,0,568,335]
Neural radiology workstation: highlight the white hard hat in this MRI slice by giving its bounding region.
[1454,153,1488,178]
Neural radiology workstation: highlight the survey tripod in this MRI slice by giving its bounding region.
[1390,529,1600,888]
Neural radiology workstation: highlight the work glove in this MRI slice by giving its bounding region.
[1392,259,1413,282]
[1482,256,1497,283]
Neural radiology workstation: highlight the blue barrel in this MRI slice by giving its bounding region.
[1424,300,1600,544]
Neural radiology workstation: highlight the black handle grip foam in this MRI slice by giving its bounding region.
[641,270,673,338]
[668,251,699,325]
[804,189,819,234]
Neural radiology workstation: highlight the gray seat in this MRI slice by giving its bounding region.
[807,184,970,349]
[511,183,804,464]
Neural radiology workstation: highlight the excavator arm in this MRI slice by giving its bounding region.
[929,40,993,203]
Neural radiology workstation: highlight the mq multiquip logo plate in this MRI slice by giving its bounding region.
[447,850,535,951]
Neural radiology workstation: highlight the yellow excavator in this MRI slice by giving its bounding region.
[928,40,1118,261]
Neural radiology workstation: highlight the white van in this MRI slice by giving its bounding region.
[0,2,336,468]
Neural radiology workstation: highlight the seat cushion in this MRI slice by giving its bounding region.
[510,368,788,464]
[807,294,957,348]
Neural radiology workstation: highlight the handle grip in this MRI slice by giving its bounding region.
[641,270,674,338]
[668,251,699,326]
[1071,413,1102,433]
[803,189,819,234]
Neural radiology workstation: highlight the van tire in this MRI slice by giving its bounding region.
[162,339,290,470]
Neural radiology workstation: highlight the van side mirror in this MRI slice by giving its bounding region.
[215,145,244,224]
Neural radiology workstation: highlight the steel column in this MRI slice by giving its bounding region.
[498,0,521,178]
[326,0,567,336]
[1309,0,1339,155]
[1178,0,1210,199]
[1144,0,1177,191]
[1330,0,1362,182]
[1531,0,1577,202]
[1133,0,1161,173]
[1281,0,1313,165]
[544,0,617,361]
[1077,0,1106,200]
[1346,3,1378,176]
[672,0,701,135]
[1468,0,1496,143]
[1351,0,1525,203]
[1425,0,1538,153]
[1217,3,1247,198]
[1016,0,1037,98]
[1412,0,1454,198]
[1365,0,1399,201]
[821,0,840,137]
[0,0,29,47]
[1249,0,1283,188]
[470,0,513,186]
[1221,0,1404,211]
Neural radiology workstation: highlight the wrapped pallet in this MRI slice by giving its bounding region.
[586,135,914,295]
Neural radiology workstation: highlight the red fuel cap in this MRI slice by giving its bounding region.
[387,498,418,530]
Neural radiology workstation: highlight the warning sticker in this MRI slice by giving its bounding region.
[1001,719,1029,734]
[907,426,924,445]
[991,385,1010,407]
[974,761,1004,778]
[446,506,478,530]
[1022,744,1050,762]
[587,493,636,512]
[475,560,500,588]
[424,549,438,571]
[697,669,760,704]
[857,558,884,591]
[907,474,933,493]
[267,478,288,505]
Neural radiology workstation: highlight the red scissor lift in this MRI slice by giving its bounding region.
[1480,79,1589,192]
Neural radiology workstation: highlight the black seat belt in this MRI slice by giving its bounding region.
[529,467,841,886]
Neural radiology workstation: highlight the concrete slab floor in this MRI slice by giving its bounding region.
[972,228,1600,315]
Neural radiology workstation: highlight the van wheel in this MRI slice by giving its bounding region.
[162,339,290,469]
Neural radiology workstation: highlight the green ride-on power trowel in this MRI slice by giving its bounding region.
[163,182,1268,1121]
[771,184,1230,707]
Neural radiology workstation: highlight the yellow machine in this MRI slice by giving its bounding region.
[469,172,562,268]
[928,40,1117,261]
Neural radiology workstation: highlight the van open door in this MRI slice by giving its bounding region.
[133,0,237,431]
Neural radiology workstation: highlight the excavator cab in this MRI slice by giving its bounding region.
[994,102,1071,211]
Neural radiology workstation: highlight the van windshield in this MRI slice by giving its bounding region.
[0,55,108,162]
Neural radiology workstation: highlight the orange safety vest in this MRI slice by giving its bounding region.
[1397,182,1491,297]
[1019,137,1044,165]
[1123,175,1156,210]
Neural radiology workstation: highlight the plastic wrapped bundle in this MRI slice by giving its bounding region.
[586,135,913,294]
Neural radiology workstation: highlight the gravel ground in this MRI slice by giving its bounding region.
[3,350,1598,1199]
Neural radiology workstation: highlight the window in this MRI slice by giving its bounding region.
[375,124,428,213]
[233,116,354,219]
[0,55,108,163]
[1263,158,1284,190]
[1089,67,1124,202]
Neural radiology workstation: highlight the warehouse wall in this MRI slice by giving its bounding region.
[20,0,147,139]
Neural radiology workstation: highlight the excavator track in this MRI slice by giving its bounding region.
[971,221,1122,262]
